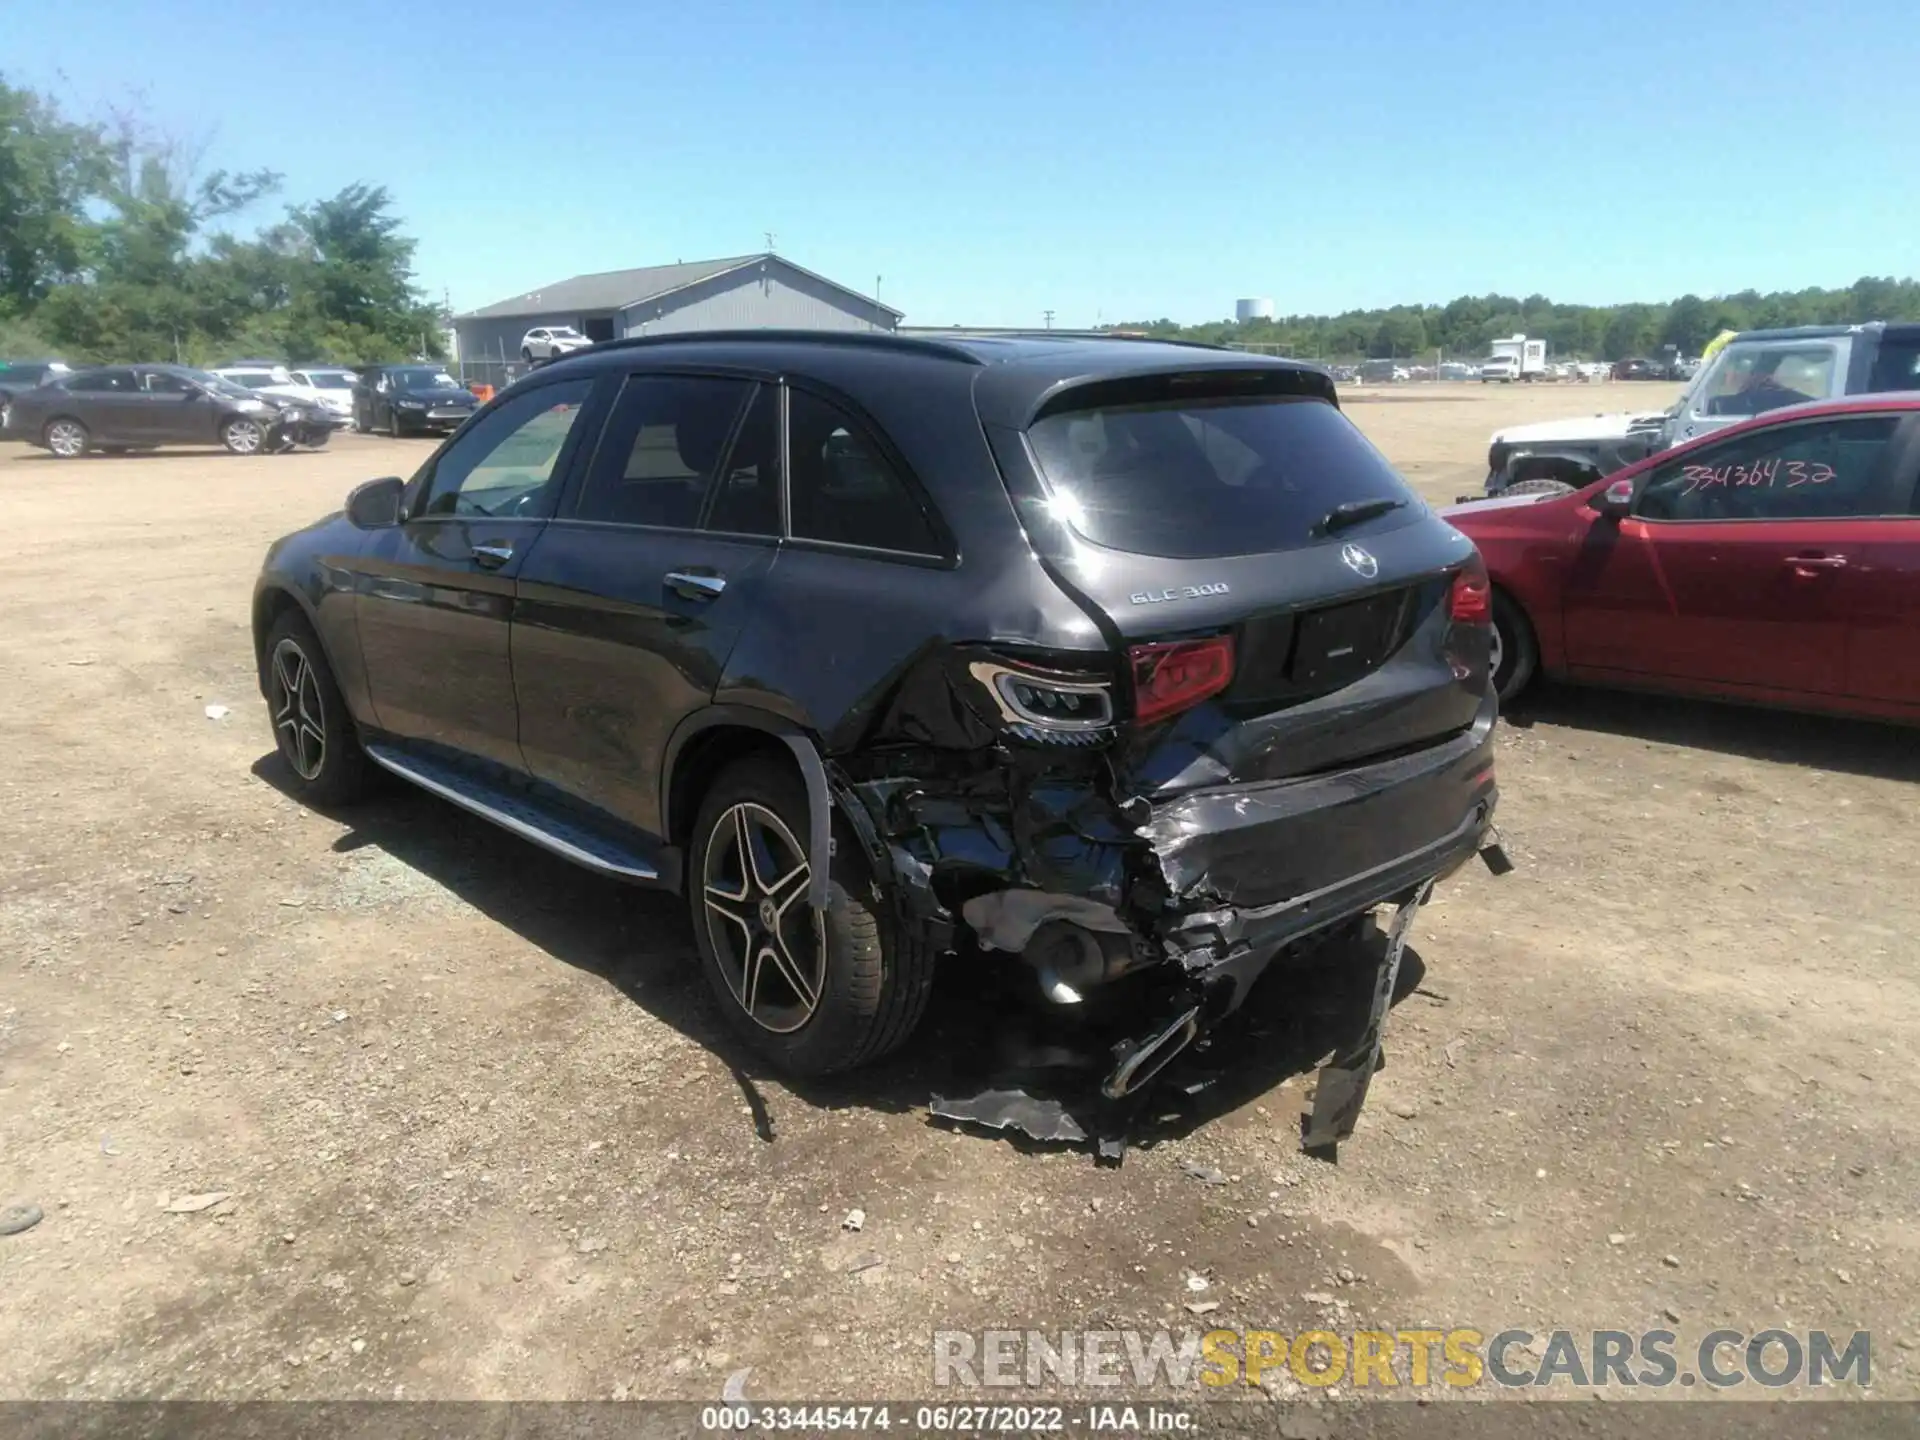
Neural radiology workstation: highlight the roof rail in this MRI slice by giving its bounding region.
[562,328,987,365]
[901,326,1233,352]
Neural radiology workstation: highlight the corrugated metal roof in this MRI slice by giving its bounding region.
[458,254,761,320]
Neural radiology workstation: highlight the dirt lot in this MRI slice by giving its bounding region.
[2,381,1916,1404]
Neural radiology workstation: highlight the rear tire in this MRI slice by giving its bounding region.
[1491,590,1539,706]
[262,610,375,807]
[688,757,935,1075]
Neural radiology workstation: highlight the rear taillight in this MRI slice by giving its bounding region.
[1449,557,1492,625]
[1128,636,1235,726]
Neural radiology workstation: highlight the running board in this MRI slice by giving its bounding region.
[363,744,660,883]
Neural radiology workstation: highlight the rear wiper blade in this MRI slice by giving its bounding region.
[1318,497,1407,534]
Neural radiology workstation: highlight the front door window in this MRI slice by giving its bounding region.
[414,380,595,520]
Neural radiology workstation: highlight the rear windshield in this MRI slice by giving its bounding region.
[1025,392,1417,559]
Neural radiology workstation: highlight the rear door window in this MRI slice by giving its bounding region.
[704,384,782,538]
[1025,386,1415,558]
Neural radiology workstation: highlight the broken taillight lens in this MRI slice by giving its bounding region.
[1128,636,1235,726]
[1449,557,1492,625]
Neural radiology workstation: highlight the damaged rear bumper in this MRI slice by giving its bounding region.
[1142,697,1498,1007]
[840,691,1501,1104]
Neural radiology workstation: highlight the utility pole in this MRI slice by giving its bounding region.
[1043,309,1055,330]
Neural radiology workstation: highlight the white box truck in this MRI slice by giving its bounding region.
[1480,335,1547,383]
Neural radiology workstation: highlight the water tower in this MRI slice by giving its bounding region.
[1235,297,1275,323]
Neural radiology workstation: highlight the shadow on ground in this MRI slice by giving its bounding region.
[1506,682,1920,785]
[253,752,1410,1164]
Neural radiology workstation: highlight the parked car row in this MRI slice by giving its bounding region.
[1331,358,1652,385]
[1,363,342,456]
[0,358,487,456]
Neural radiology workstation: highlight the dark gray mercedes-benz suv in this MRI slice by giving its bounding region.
[252,331,1503,1106]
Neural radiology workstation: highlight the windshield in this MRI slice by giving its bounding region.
[392,368,460,389]
[549,328,583,339]
[224,371,277,389]
[302,371,354,389]
[1026,387,1418,559]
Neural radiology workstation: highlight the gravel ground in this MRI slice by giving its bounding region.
[1,382,1914,1405]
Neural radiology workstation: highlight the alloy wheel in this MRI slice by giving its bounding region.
[225,419,263,454]
[269,638,327,781]
[701,802,825,1034]
[1489,620,1506,682]
[46,420,86,457]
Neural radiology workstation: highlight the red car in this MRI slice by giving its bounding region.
[1445,394,1920,725]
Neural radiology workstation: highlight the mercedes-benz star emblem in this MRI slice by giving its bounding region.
[1340,543,1380,579]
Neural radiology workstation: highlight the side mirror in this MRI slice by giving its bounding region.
[1590,478,1636,519]
[346,475,404,529]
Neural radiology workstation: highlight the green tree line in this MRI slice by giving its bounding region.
[1,76,444,365]
[1115,278,1920,363]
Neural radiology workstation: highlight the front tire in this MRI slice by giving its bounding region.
[388,409,403,439]
[262,611,374,807]
[1491,590,1539,706]
[688,758,935,1075]
[222,417,265,454]
[44,417,90,458]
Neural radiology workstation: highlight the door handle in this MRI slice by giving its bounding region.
[665,570,727,600]
[1783,553,1847,573]
[471,541,515,568]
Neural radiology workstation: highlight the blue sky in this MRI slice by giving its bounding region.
[4,0,1911,326]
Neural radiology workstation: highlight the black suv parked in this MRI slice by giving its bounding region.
[254,332,1501,1089]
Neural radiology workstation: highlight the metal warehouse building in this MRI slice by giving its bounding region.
[453,252,901,370]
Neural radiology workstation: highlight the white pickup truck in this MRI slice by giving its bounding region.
[1478,322,1920,495]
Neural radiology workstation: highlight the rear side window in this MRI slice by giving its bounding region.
[573,375,754,529]
[1025,390,1415,558]
[1698,345,1837,418]
[787,389,943,555]
[67,369,135,393]
[1868,338,1920,393]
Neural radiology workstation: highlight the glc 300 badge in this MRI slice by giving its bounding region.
[1129,582,1230,605]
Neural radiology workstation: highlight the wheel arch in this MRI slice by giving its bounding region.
[663,707,833,908]
[252,585,318,686]
[1493,447,1606,493]
[1489,578,1557,679]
